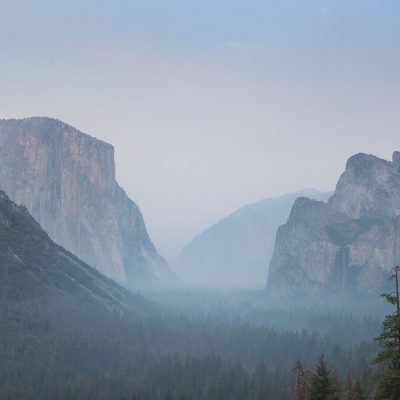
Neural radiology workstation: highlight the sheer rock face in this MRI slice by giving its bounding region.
[267,152,400,295]
[328,152,400,219]
[173,189,330,288]
[0,117,173,287]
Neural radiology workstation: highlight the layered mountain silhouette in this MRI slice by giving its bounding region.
[267,152,400,295]
[0,189,148,312]
[173,189,330,287]
[0,117,174,288]
[0,189,164,398]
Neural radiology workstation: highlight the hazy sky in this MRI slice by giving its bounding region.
[1,0,399,260]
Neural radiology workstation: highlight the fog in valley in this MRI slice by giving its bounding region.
[1,1,400,399]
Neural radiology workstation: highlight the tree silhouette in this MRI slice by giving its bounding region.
[308,355,339,400]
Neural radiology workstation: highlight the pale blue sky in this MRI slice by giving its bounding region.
[1,1,400,259]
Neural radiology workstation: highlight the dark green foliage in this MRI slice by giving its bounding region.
[0,190,148,311]
[308,355,339,400]
[0,287,379,400]
[0,190,381,399]
[374,294,400,400]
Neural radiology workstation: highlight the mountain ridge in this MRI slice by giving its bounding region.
[173,189,331,288]
[0,188,149,312]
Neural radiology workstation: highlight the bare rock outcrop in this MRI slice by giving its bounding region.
[328,152,400,219]
[0,117,174,287]
[173,189,330,288]
[266,152,400,295]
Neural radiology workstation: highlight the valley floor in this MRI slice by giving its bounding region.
[0,288,387,400]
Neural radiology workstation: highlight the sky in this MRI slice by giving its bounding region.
[1,0,399,260]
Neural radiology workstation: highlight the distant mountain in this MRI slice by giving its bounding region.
[173,189,331,288]
[0,117,174,288]
[0,189,148,312]
[267,152,400,295]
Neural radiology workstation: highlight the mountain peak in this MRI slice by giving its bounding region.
[0,116,113,149]
[345,152,390,172]
[393,151,400,164]
[267,150,400,296]
[329,150,400,219]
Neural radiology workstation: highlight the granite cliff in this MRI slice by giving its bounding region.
[0,117,174,287]
[173,189,330,288]
[266,152,400,295]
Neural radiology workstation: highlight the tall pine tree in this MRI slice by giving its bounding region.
[308,355,339,400]
[374,293,400,400]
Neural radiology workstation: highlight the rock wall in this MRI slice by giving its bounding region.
[0,117,173,287]
[266,152,400,295]
[173,189,330,288]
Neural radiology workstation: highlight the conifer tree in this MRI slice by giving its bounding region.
[374,292,400,400]
[308,355,339,400]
